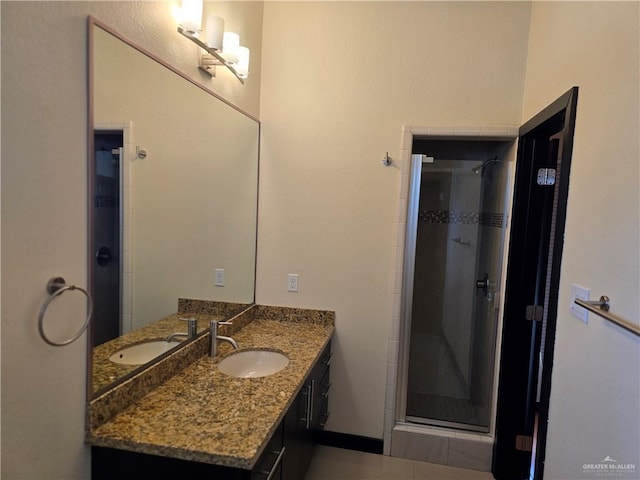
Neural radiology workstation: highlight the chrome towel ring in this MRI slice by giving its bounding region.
[38,277,93,347]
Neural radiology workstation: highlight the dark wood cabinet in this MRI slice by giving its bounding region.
[284,342,332,480]
[92,340,331,480]
[93,421,284,480]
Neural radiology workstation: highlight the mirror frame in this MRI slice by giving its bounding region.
[87,16,259,400]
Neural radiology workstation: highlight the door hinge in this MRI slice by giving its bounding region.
[526,305,544,322]
[537,168,556,185]
[515,434,533,452]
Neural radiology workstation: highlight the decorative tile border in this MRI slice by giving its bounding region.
[419,210,504,228]
[479,212,505,228]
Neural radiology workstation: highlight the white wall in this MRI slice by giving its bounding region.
[521,2,640,478]
[1,2,262,478]
[258,1,531,439]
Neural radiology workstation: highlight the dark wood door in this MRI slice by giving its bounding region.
[493,87,578,480]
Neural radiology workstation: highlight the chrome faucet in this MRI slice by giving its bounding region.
[165,317,197,342]
[210,320,238,357]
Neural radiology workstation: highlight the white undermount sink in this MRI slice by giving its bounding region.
[218,349,289,378]
[109,340,181,365]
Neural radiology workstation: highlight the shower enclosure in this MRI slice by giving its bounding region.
[398,142,511,433]
[91,132,123,347]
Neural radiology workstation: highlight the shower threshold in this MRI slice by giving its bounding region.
[405,415,489,434]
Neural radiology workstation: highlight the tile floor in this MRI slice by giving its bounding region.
[305,445,495,480]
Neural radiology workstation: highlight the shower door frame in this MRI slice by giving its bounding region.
[395,154,424,424]
[400,158,494,433]
[393,133,517,438]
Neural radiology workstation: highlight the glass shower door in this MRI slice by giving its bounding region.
[403,155,508,432]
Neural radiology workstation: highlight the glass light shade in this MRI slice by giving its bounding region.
[205,15,225,50]
[236,46,250,78]
[222,32,240,64]
[180,0,203,33]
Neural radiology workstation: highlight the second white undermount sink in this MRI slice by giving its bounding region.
[109,340,181,365]
[218,349,289,378]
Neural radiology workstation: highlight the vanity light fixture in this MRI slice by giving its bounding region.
[176,1,249,84]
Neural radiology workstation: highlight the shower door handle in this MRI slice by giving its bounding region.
[476,273,490,297]
[96,246,112,267]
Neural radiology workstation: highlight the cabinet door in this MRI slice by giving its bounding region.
[282,389,305,480]
[252,422,284,480]
[315,366,331,430]
[310,344,332,431]
[299,380,316,478]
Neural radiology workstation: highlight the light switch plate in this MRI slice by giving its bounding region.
[287,274,299,293]
[570,284,590,323]
[215,268,225,287]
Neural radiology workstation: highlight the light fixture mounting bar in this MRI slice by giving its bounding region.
[177,26,245,84]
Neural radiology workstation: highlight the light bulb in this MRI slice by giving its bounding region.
[236,46,250,78]
[205,15,224,50]
[180,0,203,34]
[222,32,240,64]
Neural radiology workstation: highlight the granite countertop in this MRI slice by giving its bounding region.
[92,313,224,393]
[87,317,334,469]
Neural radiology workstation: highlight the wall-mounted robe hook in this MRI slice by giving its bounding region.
[382,152,392,166]
[136,146,147,159]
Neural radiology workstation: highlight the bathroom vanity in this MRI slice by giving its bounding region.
[88,305,333,480]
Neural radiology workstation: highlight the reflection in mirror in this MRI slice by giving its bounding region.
[89,20,259,397]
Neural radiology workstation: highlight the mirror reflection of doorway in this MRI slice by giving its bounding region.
[92,131,123,347]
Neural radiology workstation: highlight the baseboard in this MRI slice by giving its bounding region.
[316,430,384,454]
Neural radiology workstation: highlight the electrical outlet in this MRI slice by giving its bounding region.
[569,283,590,323]
[287,274,299,293]
[215,268,225,287]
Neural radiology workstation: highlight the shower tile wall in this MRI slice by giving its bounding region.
[408,172,452,399]
[469,157,509,424]
[408,164,482,404]
[442,165,481,387]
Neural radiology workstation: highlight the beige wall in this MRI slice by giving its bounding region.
[4,1,638,479]
[521,2,640,477]
[1,2,262,478]
[258,1,531,438]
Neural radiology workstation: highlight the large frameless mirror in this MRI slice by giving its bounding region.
[88,18,259,397]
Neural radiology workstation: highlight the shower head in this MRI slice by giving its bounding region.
[471,156,500,175]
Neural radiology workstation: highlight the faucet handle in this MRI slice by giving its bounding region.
[178,317,197,337]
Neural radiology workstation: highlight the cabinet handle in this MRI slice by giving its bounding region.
[322,352,332,367]
[308,380,315,430]
[319,411,331,427]
[259,447,286,480]
[305,383,312,429]
[321,382,332,398]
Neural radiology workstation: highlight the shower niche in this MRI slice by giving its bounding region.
[399,137,515,435]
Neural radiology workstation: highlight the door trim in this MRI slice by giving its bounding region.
[382,126,520,455]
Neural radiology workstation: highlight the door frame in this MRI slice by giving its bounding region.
[493,87,579,480]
